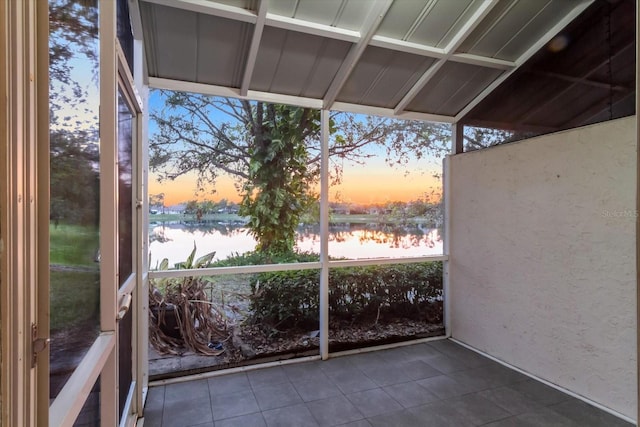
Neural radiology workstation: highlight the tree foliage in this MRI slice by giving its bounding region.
[239,104,319,254]
[50,130,99,226]
[150,90,452,253]
[49,0,100,227]
[49,0,99,130]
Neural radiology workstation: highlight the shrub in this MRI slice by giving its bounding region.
[249,262,442,330]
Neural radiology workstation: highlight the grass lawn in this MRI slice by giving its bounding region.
[50,223,99,266]
[50,223,100,331]
[50,269,100,331]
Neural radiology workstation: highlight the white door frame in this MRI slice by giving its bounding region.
[1,0,49,425]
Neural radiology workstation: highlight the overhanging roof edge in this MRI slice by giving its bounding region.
[149,77,455,123]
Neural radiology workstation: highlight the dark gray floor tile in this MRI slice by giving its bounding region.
[319,356,358,374]
[144,386,165,427]
[247,367,289,388]
[306,395,364,426]
[445,393,511,425]
[447,369,492,392]
[263,403,320,427]
[165,379,211,402]
[208,373,251,396]
[326,369,378,394]
[283,361,326,382]
[422,354,470,374]
[475,362,529,386]
[163,395,213,427]
[509,380,572,406]
[376,347,418,364]
[383,381,439,408]
[549,398,634,426]
[360,364,412,387]
[147,385,166,406]
[514,408,580,426]
[368,408,424,427]
[428,340,476,359]
[400,359,443,381]
[417,375,476,399]
[403,342,444,360]
[293,376,342,402]
[339,420,372,427]
[482,416,531,427]
[479,386,544,415]
[348,352,386,370]
[214,412,266,427]
[143,407,164,427]
[429,343,489,368]
[148,343,624,427]
[211,390,260,421]
[346,388,403,418]
[253,382,302,411]
[409,401,475,427]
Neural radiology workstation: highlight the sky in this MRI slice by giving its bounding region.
[147,90,444,206]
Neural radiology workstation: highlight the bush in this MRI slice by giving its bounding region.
[249,262,443,330]
[212,250,320,267]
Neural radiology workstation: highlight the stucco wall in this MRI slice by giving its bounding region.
[449,116,637,420]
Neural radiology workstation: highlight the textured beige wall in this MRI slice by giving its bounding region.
[449,117,637,420]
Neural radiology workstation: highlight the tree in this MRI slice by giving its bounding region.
[463,126,531,151]
[49,0,99,131]
[239,104,319,253]
[150,91,452,254]
[50,130,99,226]
[49,0,101,227]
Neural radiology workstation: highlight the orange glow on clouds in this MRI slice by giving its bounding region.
[149,164,442,206]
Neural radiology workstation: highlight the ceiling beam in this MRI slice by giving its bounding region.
[455,0,594,122]
[369,35,515,70]
[393,0,500,115]
[322,0,394,109]
[331,101,453,123]
[450,53,514,70]
[240,0,267,96]
[128,0,144,40]
[143,0,257,23]
[265,13,360,43]
[150,76,454,123]
[370,35,446,58]
[150,77,324,109]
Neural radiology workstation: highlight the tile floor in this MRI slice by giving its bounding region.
[141,339,632,427]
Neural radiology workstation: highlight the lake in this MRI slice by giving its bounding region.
[149,221,443,268]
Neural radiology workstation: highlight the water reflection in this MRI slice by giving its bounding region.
[149,222,443,267]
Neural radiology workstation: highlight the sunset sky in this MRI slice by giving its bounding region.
[148,90,444,206]
[149,159,442,206]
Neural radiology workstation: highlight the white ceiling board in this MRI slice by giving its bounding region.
[408,0,478,47]
[251,27,352,98]
[333,0,378,31]
[376,0,436,41]
[196,14,252,87]
[140,0,598,122]
[207,0,253,9]
[269,0,298,16]
[458,0,589,61]
[145,0,257,22]
[492,0,588,61]
[141,2,199,81]
[337,46,436,108]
